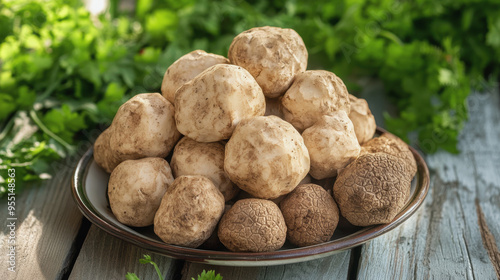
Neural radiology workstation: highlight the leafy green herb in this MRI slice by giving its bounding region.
[126,255,165,280]
[192,270,223,280]
[0,0,160,196]
[125,255,222,280]
[125,272,140,280]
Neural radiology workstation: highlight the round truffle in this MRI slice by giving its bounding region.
[170,137,239,201]
[218,198,286,252]
[154,175,225,248]
[108,93,181,170]
[348,95,376,144]
[360,133,417,177]
[282,70,351,132]
[161,50,229,104]
[302,112,360,179]
[333,153,412,226]
[224,116,310,199]
[175,64,266,142]
[228,26,308,98]
[108,158,174,227]
[280,184,339,247]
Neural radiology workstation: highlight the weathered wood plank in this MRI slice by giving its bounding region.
[69,225,182,280]
[181,250,351,280]
[0,164,84,279]
[356,90,500,280]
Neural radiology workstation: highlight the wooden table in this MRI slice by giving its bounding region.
[2,90,500,280]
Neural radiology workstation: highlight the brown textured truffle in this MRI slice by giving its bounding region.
[218,199,286,252]
[360,133,417,177]
[280,184,339,247]
[333,153,412,226]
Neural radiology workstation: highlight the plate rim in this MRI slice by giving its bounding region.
[71,127,430,266]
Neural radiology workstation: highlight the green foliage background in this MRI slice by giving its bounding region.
[1,0,499,196]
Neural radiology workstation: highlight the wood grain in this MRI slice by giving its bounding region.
[181,250,351,280]
[0,164,83,279]
[475,199,500,279]
[69,226,182,280]
[356,90,500,280]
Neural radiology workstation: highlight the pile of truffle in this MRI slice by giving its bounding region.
[94,26,417,252]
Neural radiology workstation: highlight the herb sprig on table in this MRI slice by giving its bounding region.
[126,254,222,280]
[1,0,500,196]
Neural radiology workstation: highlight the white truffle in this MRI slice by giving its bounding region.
[108,158,174,227]
[348,95,376,144]
[154,175,225,248]
[224,116,310,199]
[302,112,360,179]
[228,26,308,98]
[170,137,238,201]
[282,70,351,132]
[95,93,181,173]
[161,50,229,104]
[175,64,266,142]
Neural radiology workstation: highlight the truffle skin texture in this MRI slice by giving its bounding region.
[108,158,174,227]
[94,127,120,173]
[95,93,181,173]
[360,134,417,177]
[218,198,287,252]
[175,64,266,142]
[161,50,229,104]
[228,26,308,98]
[280,184,339,247]
[302,112,360,179]
[170,137,239,201]
[154,175,225,248]
[348,95,376,144]
[113,93,180,163]
[282,70,351,132]
[333,153,412,226]
[224,116,310,199]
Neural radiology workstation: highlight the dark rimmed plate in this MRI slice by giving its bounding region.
[71,127,429,266]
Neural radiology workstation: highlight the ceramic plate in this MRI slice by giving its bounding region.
[71,127,430,266]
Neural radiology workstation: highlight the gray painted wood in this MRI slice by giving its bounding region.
[182,250,351,280]
[69,226,181,280]
[0,165,83,279]
[357,90,500,280]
